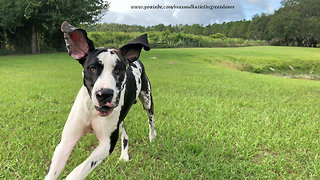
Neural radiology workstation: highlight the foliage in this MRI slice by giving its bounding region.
[84,0,320,48]
[1,0,320,54]
[210,33,226,39]
[267,0,320,46]
[88,31,268,48]
[0,0,109,54]
[1,47,320,178]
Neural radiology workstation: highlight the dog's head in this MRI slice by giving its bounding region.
[61,21,150,117]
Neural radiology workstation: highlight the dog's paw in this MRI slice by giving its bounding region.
[119,154,129,162]
[149,131,157,142]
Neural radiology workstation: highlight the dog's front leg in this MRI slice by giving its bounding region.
[119,121,129,161]
[66,141,111,180]
[66,118,119,180]
[45,87,89,180]
[45,136,81,180]
[45,110,87,180]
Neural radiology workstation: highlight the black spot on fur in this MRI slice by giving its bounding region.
[114,60,126,90]
[148,109,154,116]
[149,118,154,126]
[109,128,119,154]
[118,67,139,121]
[91,161,97,168]
[123,139,128,149]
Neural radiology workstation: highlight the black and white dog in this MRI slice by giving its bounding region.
[45,21,156,179]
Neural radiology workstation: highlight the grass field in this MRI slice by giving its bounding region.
[0,46,320,179]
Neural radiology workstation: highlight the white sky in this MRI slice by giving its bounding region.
[102,0,282,26]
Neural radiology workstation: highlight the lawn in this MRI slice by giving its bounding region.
[0,46,320,179]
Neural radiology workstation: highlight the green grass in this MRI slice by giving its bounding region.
[160,46,320,75]
[0,46,320,179]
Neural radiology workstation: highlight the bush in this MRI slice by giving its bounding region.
[88,31,268,48]
[210,33,226,39]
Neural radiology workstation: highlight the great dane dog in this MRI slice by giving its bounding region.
[45,21,156,179]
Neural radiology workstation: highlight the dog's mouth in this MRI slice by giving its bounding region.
[95,105,114,117]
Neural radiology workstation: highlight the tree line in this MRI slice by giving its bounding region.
[85,0,320,47]
[251,0,320,47]
[0,0,319,55]
[87,31,267,49]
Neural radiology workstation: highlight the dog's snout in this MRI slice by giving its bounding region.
[96,88,114,104]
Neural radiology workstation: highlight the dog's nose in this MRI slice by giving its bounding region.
[96,88,114,104]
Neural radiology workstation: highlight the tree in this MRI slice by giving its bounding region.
[153,24,166,31]
[0,0,109,54]
[0,26,4,49]
[267,9,301,46]
[274,0,320,46]
[248,13,271,40]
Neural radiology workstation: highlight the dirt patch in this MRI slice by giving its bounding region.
[213,60,244,71]
[213,61,320,81]
[282,74,320,80]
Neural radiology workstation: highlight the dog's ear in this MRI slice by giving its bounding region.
[119,34,150,64]
[61,21,95,65]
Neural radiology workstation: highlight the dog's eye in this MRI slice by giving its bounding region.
[114,68,120,74]
[90,67,96,73]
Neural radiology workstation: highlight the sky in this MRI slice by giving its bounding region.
[102,0,282,26]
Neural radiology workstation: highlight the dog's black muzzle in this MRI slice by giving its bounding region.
[96,88,114,106]
[94,88,120,117]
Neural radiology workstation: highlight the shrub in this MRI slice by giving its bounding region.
[87,31,268,48]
